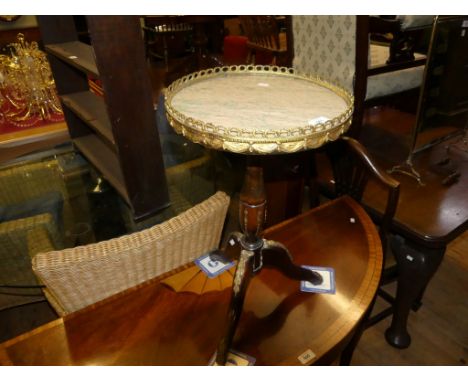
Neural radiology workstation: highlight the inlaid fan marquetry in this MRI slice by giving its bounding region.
[161,264,235,294]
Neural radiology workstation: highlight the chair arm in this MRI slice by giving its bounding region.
[27,226,55,258]
[342,136,400,251]
[0,213,63,257]
[25,227,67,316]
[26,228,66,315]
[342,136,400,190]
[0,214,62,312]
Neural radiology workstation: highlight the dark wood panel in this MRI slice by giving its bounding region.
[73,135,129,205]
[45,41,99,77]
[36,16,78,45]
[61,92,115,147]
[39,17,91,144]
[38,16,170,221]
[87,16,170,220]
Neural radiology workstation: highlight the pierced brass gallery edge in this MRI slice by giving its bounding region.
[165,65,354,155]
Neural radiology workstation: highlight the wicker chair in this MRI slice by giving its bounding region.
[0,159,68,311]
[32,191,230,316]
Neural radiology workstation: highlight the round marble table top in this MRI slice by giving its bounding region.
[165,66,353,154]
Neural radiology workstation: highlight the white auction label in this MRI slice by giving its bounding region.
[298,349,316,364]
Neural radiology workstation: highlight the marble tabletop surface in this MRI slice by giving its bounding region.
[170,73,349,132]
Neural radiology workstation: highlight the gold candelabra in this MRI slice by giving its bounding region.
[0,33,62,128]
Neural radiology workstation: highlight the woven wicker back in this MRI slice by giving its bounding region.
[33,191,230,315]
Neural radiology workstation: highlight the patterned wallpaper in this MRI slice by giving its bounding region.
[292,16,357,93]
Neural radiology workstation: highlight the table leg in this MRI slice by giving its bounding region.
[340,297,377,365]
[262,240,323,283]
[215,248,256,365]
[385,237,445,348]
[214,164,321,365]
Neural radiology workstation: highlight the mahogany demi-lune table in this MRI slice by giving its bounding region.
[0,196,382,366]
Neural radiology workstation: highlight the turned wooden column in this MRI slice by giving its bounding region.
[214,162,323,365]
[239,165,266,250]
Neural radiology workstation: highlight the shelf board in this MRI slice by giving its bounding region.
[61,91,115,147]
[73,134,129,205]
[46,41,99,77]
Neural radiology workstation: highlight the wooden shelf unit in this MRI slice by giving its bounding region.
[45,41,99,76]
[38,16,170,221]
[60,91,115,147]
[73,135,129,204]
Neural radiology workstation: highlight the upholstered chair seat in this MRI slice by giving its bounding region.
[0,159,68,311]
[366,44,426,100]
[292,16,428,105]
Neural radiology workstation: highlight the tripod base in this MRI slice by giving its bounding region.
[213,232,323,365]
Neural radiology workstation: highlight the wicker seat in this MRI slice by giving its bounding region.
[0,159,67,311]
[32,191,230,316]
